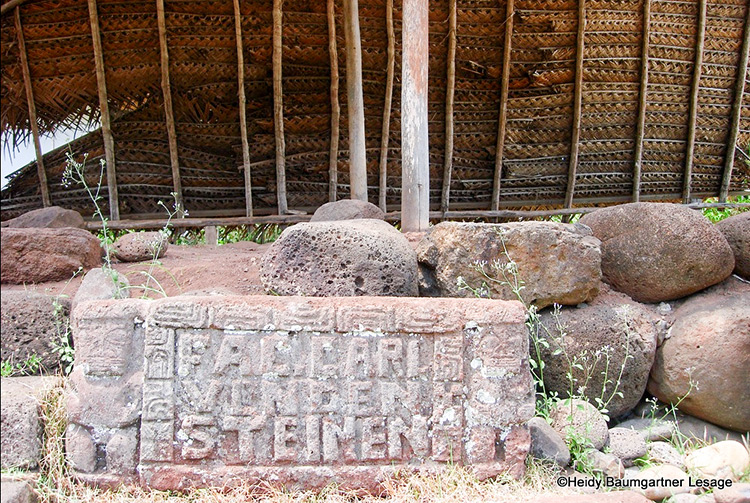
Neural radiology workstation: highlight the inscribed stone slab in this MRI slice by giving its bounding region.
[67,296,534,491]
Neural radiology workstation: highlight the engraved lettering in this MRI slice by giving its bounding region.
[273,417,299,461]
[433,336,463,381]
[177,333,209,377]
[260,335,292,376]
[348,381,375,416]
[345,338,372,377]
[180,415,216,460]
[222,415,265,462]
[212,335,246,375]
[388,415,429,459]
[361,417,387,460]
[377,338,404,377]
[322,416,356,462]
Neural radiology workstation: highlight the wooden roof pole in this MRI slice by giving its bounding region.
[682,0,707,203]
[491,0,514,212]
[233,0,253,217]
[440,0,457,214]
[564,0,586,212]
[343,0,368,201]
[14,7,51,208]
[273,0,288,214]
[2,0,28,16]
[720,5,750,202]
[327,0,340,202]
[632,0,651,202]
[87,0,119,220]
[378,0,395,212]
[156,0,184,213]
[401,0,429,232]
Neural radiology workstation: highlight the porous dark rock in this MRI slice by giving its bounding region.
[1,291,71,375]
[647,281,750,432]
[310,199,385,222]
[615,417,675,442]
[549,399,609,451]
[260,219,418,296]
[579,203,735,302]
[527,416,571,466]
[536,285,658,418]
[1,376,60,470]
[416,221,601,308]
[715,212,750,279]
[1,227,102,284]
[606,427,647,467]
[647,441,684,469]
[113,231,168,262]
[3,206,85,229]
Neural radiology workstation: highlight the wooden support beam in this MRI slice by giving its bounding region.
[2,0,28,17]
[564,0,586,211]
[233,0,253,217]
[440,0,457,213]
[14,7,51,208]
[378,0,396,212]
[327,0,340,202]
[87,0,120,220]
[156,0,184,213]
[632,0,651,202]
[720,5,750,202]
[343,0,368,201]
[401,0,430,232]
[273,0,288,214]
[491,0,515,212]
[682,0,707,203]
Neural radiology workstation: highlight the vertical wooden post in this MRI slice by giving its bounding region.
[343,0,368,201]
[401,0,430,232]
[233,0,253,216]
[327,0,340,202]
[378,0,396,212]
[156,0,184,213]
[273,0,288,214]
[204,225,218,246]
[719,6,750,201]
[564,0,586,210]
[88,0,120,220]
[682,0,706,203]
[14,7,51,208]
[491,0,514,212]
[633,0,651,202]
[440,0,457,213]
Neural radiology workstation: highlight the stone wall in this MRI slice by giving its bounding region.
[67,296,534,491]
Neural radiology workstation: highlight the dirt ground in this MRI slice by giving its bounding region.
[1,241,273,300]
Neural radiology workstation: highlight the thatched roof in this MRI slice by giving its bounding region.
[1,0,749,220]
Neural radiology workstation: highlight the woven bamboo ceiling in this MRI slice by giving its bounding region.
[1,0,749,220]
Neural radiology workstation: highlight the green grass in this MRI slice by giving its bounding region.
[702,195,750,223]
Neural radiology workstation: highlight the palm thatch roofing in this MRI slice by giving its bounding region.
[1,0,749,221]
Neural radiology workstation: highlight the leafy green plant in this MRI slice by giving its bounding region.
[0,354,42,377]
[701,194,750,223]
[219,223,282,244]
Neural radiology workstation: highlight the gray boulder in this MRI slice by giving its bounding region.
[1,291,71,375]
[310,199,385,222]
[72,268,130,312]
[261,219,418,297]
[536,284,658,418]
[3,206,85,229]
[716,212,750,279]
[606,427,647,467]
[549,399,609,450]
[417,221,601,308]
[647,281,750,431]
[1,227,102,284]
[580,203,735,302]
[113,231,168,262]
[527,416,571,466]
